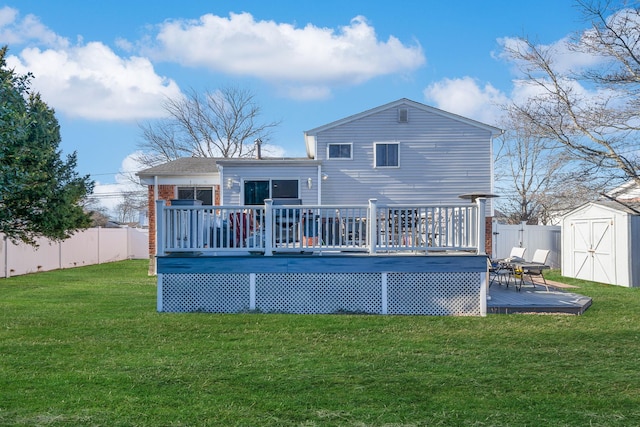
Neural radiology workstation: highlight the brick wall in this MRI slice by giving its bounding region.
[485,216,493,257]
[147,184,220,275]
[147,184,176,257]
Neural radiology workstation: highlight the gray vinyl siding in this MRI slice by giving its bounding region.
[315,103,493,210]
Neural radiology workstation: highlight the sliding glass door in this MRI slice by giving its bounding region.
[243,179,298,205]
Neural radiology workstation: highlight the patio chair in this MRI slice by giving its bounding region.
[273,198,302,243]
[343,217,367,247]
[522,249,551,291]
[489,247,527,287]
[506,246,526,261]
[229,211,254,247]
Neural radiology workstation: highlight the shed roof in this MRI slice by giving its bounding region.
[566,200,640,217]
[593,200,640,215]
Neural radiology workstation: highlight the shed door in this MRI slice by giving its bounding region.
[571,218,614,284]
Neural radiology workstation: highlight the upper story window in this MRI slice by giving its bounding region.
[327,143,352,159]
[374,142,400,168]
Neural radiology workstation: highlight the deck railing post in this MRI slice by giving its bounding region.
[476,197,486,255]
[264,199,273,256]
[156,200,166,257]
[368,199,378,254]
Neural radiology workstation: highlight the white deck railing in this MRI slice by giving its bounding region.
[156,198,487,256]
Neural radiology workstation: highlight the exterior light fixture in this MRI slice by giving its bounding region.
[226,178,234,190]
[307,177,313,189]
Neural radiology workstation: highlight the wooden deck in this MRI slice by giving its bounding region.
[487,280,592,315]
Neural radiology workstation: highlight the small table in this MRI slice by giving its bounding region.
[504,261,550,291]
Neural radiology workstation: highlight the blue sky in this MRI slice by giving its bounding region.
[1,1,586,210]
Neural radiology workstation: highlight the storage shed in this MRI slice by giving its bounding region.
[562,201,640,287]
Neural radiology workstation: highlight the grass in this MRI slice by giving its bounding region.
[1,261,639,426]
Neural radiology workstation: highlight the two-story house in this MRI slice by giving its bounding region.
[138,98,501,256]
[138,98,503,315]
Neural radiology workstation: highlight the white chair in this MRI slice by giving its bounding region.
[490,247,527,287]
[523,249,551,291]
[509,247,526,260]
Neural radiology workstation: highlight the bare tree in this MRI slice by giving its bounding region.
[495,110,570,224]
[503,0,640,189]
[114,191,147,224]
[136,85,281,167]
[82,197,112,227]
[535,177,603,223]
[496,105,610,224]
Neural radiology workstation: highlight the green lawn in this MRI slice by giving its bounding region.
[1,261,639,426]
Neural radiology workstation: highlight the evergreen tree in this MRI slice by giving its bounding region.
[0,46,94,245]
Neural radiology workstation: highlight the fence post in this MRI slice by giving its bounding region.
[264,199,273,256]
[368,199,377,254]
[156,200,166,257]
[476,197,486,255]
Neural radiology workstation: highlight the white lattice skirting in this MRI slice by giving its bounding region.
[158,271,483,316]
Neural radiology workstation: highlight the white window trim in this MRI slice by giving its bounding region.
[326,142,353,160]
[176,186,215,204]
[373,142,400,168]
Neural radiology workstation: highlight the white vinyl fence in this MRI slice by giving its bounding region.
[0,228,149,278]
[492,221,562,268]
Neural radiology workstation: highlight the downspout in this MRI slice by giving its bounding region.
[218,165,224,205]
[317,165,322,205]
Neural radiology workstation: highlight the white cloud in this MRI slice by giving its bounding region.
[0,6,68,48]
[260,143,287,158]
[145,13,425,99]
[2,7,181,121]
[423,77,507,125]
[276,84,332,101]
[7,44,182,121]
